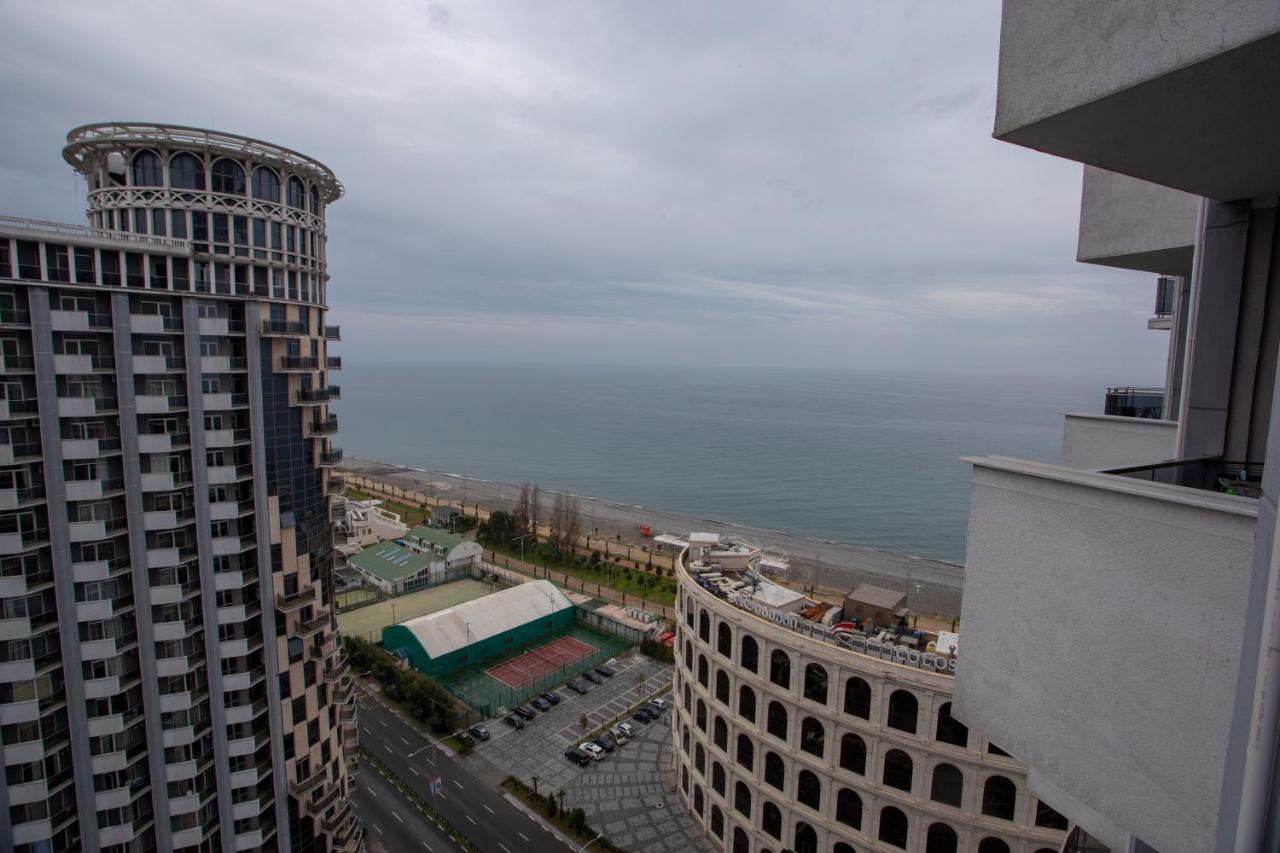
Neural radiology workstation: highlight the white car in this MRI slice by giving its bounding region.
[610,725,630,742]
[617,722,635,738]
[579,742,605,761]
[649,698,668,710]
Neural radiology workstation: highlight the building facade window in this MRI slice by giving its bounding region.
[764,751,785,790]
[252,166,281,202]
[845,676,871,718]
[926,823,959,853]
[132,150,162,186]
[740,634,759,673]
[766,701,788,740]
[836,788,862,829]
[734,781,751,817]
[883,748,913,792]
[769,649,791,689]
[794,822,817,853]
[736,734,753,771]
[930,763,964,807]
[715,669,730,704]
[879,806,909,849]
[699,609,710,642]
[887,689,919,733]
[802,662,828,704]
[978,839,1011,853]
[739,685,756,723]
[713,716,728,751]
[717,621,732,656]
[935,702,969,748]
[799,716,824,757]
[170,153,205,190]
[982,776,1017,820]
[287,175,306,209]
[840,732,867,775]
[796,770,821,811]
[211,158,245,194]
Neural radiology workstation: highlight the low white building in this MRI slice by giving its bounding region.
[404,525,484,572]
[337,498,409,556]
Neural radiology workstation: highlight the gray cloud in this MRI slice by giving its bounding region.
[0,0,1168,376]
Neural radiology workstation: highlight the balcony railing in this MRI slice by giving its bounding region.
[325,475,345,495]
[280,355,320,371]
[325,356,342,370]
[323,325,340,341]
[1103,386,1164,420]
[261,319,307,336]
[309,415,338,436]
[297,386,340,404]
[318,448,342,467]
[1108,456,1264,499]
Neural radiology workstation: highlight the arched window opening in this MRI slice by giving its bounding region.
[1035,801,1069,830]
[287,175,306,208]
[733,827,750,853]
[799,717,824,757]
[713,716,728,751]
[693,785,704,816]
[761,802,782,840]
[886,689,919,733]
[710,805,724,839]
[925,823,959,853]
[844,677,871,718]
[741,635,759,673]
[802,662,828,704]
[211,158,245,194]
[766,701,788,740]
[716,670,730,705]
[793,822,817,853]
[734,781,751,817]
[977,839,1011,853]
[878,806,909,849]
[699,609,710,642]
[736,734,753,771]
[132,150,162,186]
[696,699,707,732]
[796,770,821,811]
[169,153,204,190]
[834,845,856,853]
[763,752,785,790]
[769,649,791,688]
[712,762,725,795]
[684,641,693,670]
[698,655,709,688]
[840,732,867,775]
[883,749,913,792]
[935,702,969,748]
[683,682,692,713]
[717,621,732,656]
[930,763,964,807]
[252,166,280,201]
[982,776,1017,821]
[836,788,862,829]
[309,184,319,213]
[695,744,706,775]
[739,685,756,723]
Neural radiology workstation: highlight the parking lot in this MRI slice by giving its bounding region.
[462,652,713,853]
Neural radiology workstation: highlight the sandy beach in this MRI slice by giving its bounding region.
[341,456,966,617]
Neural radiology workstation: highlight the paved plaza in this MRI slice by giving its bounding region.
[462,652,712,853]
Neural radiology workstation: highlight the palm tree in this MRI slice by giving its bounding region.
[531,774,541,799]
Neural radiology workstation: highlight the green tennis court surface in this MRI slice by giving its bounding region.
[441,624,632,716]
[336,578,493,641]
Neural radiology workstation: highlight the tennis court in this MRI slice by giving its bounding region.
[336,578,493,641]
[441,624,631,715]
[486,636,597,689]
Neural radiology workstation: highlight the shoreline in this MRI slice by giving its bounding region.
[341,456,966,618]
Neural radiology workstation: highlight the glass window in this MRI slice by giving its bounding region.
[287,176,306,209]
[931,763,964,807]
[211,158,245,194]
[251,167,280,202]
[170,153,205,190]
[887,689,918,733]
[132,150,162,186]
[170,210,187,239]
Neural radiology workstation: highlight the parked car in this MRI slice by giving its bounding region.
[540,691,561,705]
[530,697,552,712]
[566,680,589,695]
[610,725,630,741]
[469,724,490,741]
[617,722,636,738]
[594,665,615,678]
[458,733,476,748]
[583,671,603,685]
[592,736,615,753]
[513,705,536,720]
[564,747,592,767]
[579,742,605,761]
[645,701,666,716]
[504,714,524,730]
[632,708,653,723]
[649,697,668,710]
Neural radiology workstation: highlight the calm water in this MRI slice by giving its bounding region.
[335,364,1109,563]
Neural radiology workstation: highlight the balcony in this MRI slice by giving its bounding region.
[261,319,307,336]
[276,587,315,612]
[50,310,110,332]
[198,316,229,336]
[318,448,343,468]
[1103,386,1164,420]
[135,393,186,414]
[279,355,320,371]
[324,325,341,341]
[297,386,340,404]
[58,395,115,418]
[0,528,49,555]
[326,356,342,370]
[0,484,45,510]
[0,398,38,420]
[130,313,182,334]
[296,614,329,638]
[206,428,250,448]
[308,415,339,436]
[325,475,345,495]
[208,463,252,484]
[954,455,1258,853]
[132,354,184,373]
[54,353,112,373]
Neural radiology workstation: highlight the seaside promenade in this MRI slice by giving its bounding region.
[340,456,965,617]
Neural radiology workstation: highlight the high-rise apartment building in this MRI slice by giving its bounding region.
[0,123,357,852]
[953,5,1280,853]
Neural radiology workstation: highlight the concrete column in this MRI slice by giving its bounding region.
[29,288,99,851]
[182,299,235,852]
[243,301,294,847]
[1163,275,1191,421]
[1178,200,1250,462]
[110,292,173,850]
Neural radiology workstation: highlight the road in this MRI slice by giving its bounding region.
[353,759,461,853]
[355,685,572,853]
[343,456,965,616]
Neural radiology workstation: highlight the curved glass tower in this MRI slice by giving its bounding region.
[0,123,356,852]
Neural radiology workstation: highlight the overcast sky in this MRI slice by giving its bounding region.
[0,1,1167,378]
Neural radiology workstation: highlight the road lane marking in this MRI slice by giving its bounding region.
[378,719,388,727]
[518,832,530,842]
[383,744,393,753]
[483,804,494,814]
[452,780,463,790]
[362,726,372,735]
[422,844,433,852]
[392,811,404,824]
[465,814,475,825]
[372,823,384,835]
[401,737,410,745]
[409,767,419,776]
[499,845,511,853]
[365,786,377,798]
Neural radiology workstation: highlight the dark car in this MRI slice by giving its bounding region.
[504,714,524,730]
[540,691,561,705]
[566,680,589,695]
[632,708,653,723]
[598,733,619,751]
[468,723,490,741]
[645,701,666,716]
[564,748,591,767]
[583,671,603,685]
[595,665,616,678]
[513,705,536,720]
[458,733,476,748]
[592,736,615,753]
[531,697,551,712]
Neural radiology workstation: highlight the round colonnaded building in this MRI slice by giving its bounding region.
[672,535,1069,853]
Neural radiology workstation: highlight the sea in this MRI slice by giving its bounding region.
[334,363,1124,565]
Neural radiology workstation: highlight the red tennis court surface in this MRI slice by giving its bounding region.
[486,636,598,689]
